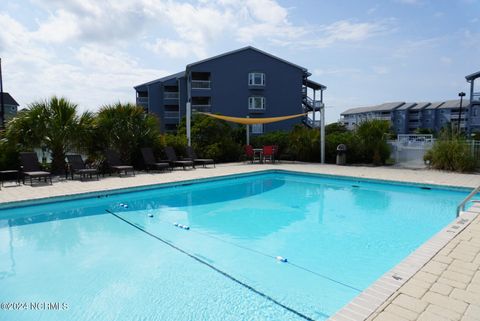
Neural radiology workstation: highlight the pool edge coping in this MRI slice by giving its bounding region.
[326,210,479,321]
[0,168,473,211]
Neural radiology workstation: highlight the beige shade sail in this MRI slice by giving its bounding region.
[198,112,307,125]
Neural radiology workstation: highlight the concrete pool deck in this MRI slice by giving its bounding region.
[0,162,479,321]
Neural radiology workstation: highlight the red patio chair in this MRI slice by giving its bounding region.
[244,145,254,163]
[263,145,275,163]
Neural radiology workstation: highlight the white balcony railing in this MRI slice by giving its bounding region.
[164,92,179,99]
[248,106,266,112]
[191,105,211,113]
[136,97,148,104]
[164,111,179,118]
[191,80,211,89]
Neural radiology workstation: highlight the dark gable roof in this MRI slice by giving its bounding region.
[466,71,480,81]
[1,92,19,106]
[134,71,185,89]
[186,46,308,72]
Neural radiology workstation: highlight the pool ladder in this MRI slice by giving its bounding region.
[456,184,480,217]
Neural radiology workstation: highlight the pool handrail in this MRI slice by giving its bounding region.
[457,185,480,217]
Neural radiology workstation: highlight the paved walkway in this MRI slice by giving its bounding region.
[1,162,479,321]
[366,209,480,321]
[1,162,479,206]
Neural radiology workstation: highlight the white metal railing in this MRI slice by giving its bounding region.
[472,92,480,101]
[136,97,148,104]
[191,80,211,89]
[164,92,179,99]
[305,118,321,128]
[374,116,391,121]
[164,111,179,118]
[457,185,480,217]
[191,105,211,113]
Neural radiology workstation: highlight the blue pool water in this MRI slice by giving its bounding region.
[0,172,474,321]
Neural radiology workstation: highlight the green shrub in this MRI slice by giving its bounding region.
[250,131,290,159]
[355,120,391,165]
[325,131,362,164]
[287,125,320,162]
[163,134,187,157]
[178,114,243,162]
[0,138,19,170]
[425,135,476,172]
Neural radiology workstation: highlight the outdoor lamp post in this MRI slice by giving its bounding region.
[458,92,466,134]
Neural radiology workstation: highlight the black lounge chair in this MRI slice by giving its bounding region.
[141,148,170,172]
[66,154,99,180]
[164,146,194,170]
[19,152,52,185]
[186,147,215,168]
[105,150,135,176]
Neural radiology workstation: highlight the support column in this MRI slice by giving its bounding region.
[312,89,316,125]
[186,69,192,146]
[320,89,325,164]
[186,102,191,147]
[246,116,250,145]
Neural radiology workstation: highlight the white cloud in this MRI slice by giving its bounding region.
[314,68,362,76]
[372,66,389,75]
[32,9,79,43]
[308,20,391,48]
[0,0,398,113]
[440,56,452,64]
[396,0,422,4]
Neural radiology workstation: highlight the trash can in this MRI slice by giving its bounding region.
[336,144,347,165]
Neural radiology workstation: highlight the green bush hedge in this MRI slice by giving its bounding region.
[424,135,476,172]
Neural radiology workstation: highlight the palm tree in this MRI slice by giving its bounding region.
[94,103,161,165]
[6,96,93,173]
[355,119,391,165]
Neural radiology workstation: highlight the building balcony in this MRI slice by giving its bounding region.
[191,80,211,89]
[375,116,392,121]
[164,111,179,119]
[472,92,480,103]
[248,107,265,114]
[164,92,179,99]
[136,97,148,105]
[192,105,211,113]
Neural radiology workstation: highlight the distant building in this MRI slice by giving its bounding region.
[340,99,472,134]
[466,71,480,134]
[134,46,325,133]
[0,92,19,125]
[341,71,480,135]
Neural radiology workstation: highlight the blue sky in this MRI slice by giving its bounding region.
[0,0,479,123]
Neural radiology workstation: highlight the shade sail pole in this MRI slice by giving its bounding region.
[320,89,325,164]
[186,102,191,146]
[246,116,250,145]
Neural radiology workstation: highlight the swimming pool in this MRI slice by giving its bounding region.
[0,171,474,321]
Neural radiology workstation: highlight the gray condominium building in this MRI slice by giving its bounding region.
[134,46,325,133]
[340,71,480,135]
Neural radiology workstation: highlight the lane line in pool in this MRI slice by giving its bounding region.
[173,220,362,293]
[106,209,316,321]
[113,208,362,293]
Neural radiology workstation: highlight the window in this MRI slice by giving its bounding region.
[474,107,478,117]
[248,96,266,110]
[248,72,265,86]
[251,124,264,134]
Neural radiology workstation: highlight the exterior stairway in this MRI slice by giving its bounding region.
[302,86,323,128]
